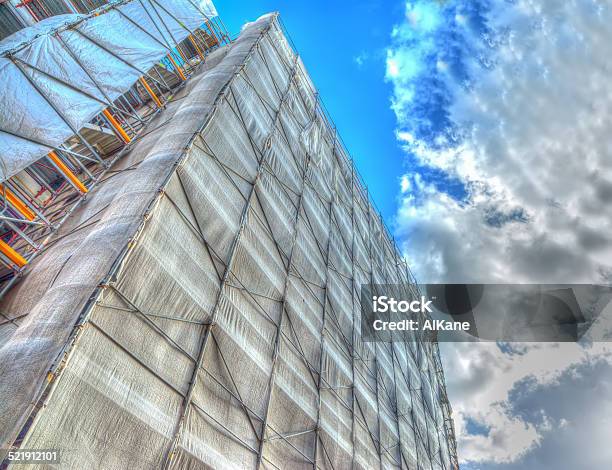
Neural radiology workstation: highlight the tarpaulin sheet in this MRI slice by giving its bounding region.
[0,0,216,182]
[0,12,457,470]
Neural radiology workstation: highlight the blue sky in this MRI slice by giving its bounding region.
[216,1,612,468]
[216,0,406,222]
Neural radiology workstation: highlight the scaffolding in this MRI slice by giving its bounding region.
[0,8,458,470]
[1,1,211,39]
[0,0,229,298]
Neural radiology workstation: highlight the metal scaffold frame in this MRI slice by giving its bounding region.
[0,0,229,297]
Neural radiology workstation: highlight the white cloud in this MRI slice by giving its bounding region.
[386,0,612,466]
[391,0,612,285]
[354,51,368,67]
[441,341,612,464]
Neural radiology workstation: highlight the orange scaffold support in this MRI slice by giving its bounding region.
[102,109,132,144]
[167,54,187,81]
[0,239,27,268]
[0,184,35,221]
[139,77,163,108]
[48,151,88,194]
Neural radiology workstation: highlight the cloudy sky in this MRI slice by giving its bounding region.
[385,0,612,468]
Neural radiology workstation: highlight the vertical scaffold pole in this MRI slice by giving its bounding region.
[48,151,88,194]
[139,77,163,108]
[167,53,187,81]
[0,239,27,268]
[101,109,132,144]
[188,35,205,60]
[0,185,36,221]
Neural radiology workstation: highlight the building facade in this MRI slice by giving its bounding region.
[0,4,458,469]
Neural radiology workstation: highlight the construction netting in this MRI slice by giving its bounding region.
[0,13,457,470]
[0,0,217,182]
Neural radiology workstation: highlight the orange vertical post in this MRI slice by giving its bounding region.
[139,77,163,108]
[0,239,27,268]
[102,109,132,143]
[167,54,187,81]
[48,151,88,194]
[0,185,35,221]
[204,20,220,45]
[188,35,205,60]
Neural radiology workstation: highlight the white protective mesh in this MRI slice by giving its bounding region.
[0,13,456,470]
[0,0,217,181]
